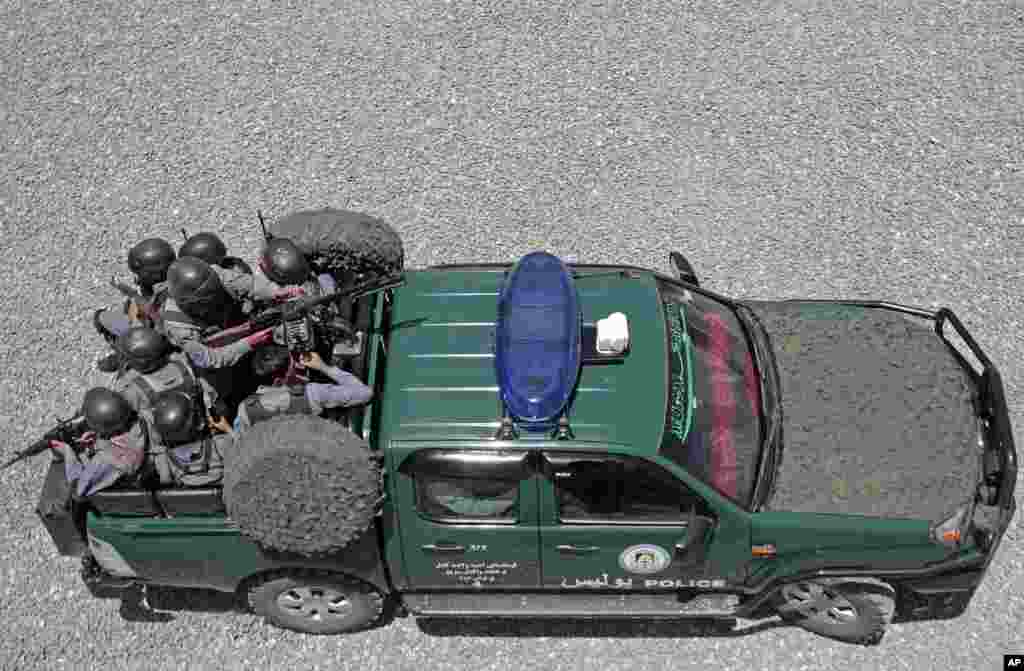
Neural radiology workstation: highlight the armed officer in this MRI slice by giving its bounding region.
[147,391,231,487]
[234,349,373,431]
[251,237,337,303]
[112,327,230,422]
[94,237,176,372]
[51,388,148,499]
[158,256,276,369]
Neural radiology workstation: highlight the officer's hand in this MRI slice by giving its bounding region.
[208,416,232,434]
[300,352,324,370]
[127,301,143,322]
[272,286,306,302]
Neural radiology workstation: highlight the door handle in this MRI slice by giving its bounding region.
[421,543,466,553]
[556,544,601,554]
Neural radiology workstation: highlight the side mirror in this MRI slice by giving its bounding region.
[674,514,714,553]
[668,252,700,286]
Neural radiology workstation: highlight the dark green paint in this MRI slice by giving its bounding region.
[84,266,975,607]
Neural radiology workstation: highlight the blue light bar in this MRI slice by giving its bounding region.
[494,251,582,429]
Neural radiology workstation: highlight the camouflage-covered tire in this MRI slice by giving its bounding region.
[222,415,382,557]
[269,208,404,284]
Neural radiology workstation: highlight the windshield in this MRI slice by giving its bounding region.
[657,280,764,508]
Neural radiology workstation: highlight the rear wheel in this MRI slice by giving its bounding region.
[773,580,893,645]
[246,570,384,635]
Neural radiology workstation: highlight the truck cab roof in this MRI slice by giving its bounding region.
[374,265,668,456]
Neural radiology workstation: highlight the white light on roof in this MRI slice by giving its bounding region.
[596,312,630,354]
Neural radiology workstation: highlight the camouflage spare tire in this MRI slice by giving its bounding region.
[269,208,404,284]
[223,415,382,557]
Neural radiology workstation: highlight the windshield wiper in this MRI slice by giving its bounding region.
[735,304,784,510]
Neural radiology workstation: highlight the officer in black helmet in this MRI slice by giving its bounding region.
[112,327,229,423]
[148,391,229,487]
[94,238,176,372]
[252,236,338,304]
[158,256,275,369]
[51,388,147,498]
[234,349,372,432]
[180,232,253,275]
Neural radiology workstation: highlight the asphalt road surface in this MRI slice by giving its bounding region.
[1,1,1021,670]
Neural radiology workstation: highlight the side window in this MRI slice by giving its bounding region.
[548,454,705,524]
[401,449,527,524]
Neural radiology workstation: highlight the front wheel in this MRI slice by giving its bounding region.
[773,580,894,645]
[246,570,385,635]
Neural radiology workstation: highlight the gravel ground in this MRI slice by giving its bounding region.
[1,1,1021,670]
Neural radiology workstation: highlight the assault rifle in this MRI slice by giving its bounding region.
[2,414,90,471]
[203,273,405,348]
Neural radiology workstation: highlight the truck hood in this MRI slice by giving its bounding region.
[740,301,982,523]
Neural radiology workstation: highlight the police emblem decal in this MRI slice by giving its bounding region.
[618,544,672,575]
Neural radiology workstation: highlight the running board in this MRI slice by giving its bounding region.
[402,592,741,618]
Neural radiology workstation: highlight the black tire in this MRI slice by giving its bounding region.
[773,580,894,645]
[269,208,404,283]
[222,415,382,557]
[246,569,384,635]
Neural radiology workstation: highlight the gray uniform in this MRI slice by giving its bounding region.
[251,270,337,304]
[157,266,259,369]
[234,364,373,432]
[145,429,230,488]
[54,423,148,497]
[96,280,170,339]
[113,351,220,415]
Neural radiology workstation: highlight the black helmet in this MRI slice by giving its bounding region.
[167,257,231,322]
[116,327,171,374]
[222,256,253,275]
[82,387,135,436]
[260,238,310,286]
[179,232,228,266]
[127,238,176,286]
[251,344,291,379]
[152,391,199,445]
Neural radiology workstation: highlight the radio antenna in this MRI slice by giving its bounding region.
[257,210,273,241]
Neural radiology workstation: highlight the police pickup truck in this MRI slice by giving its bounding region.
[36,251,1016,646]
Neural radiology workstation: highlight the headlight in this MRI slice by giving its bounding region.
[931,506,969,547]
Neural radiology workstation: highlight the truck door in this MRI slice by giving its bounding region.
[394,448,541,589]
[538,452,732,591]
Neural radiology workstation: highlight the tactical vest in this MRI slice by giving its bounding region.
[142,286,169,324]
[154,306,222,339]
[243,385,314,425]
[130,359,207,445]
[165,436,224,487]
[130,359,200,409]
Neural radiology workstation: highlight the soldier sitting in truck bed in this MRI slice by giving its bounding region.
[234,349,372,432]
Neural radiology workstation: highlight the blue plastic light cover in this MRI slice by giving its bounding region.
[494,251,582,428]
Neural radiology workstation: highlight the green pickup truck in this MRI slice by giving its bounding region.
[35,250,1016,646]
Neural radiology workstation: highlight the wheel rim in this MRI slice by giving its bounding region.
[779,582,860,625]
[276,585,354,623]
